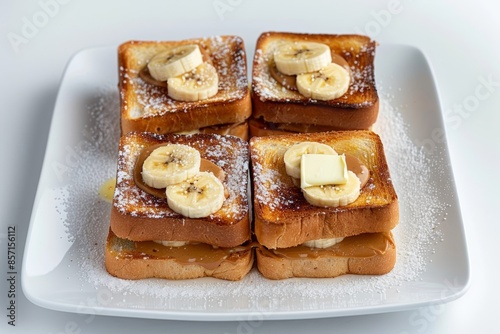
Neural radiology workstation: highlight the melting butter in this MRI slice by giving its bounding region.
[99,177,116,203]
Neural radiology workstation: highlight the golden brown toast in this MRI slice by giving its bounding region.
[105,230,254,281]
[252,32,379,131]
[249,130,398,249]
[110,132,250,248]
[256,232,396,279]
[118,36,252,136]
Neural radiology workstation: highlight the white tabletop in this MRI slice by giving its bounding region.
[1,0,498,332]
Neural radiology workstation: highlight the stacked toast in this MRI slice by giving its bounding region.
[250,131,398,279]
[105,32,398,281]
[106,132,253,280]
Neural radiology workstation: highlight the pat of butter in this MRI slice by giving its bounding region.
[300,154,348,189]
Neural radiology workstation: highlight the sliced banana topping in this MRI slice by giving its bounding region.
[147,44,203,81]
[166,171,225,218]
[303,237,344,249]
[142,144,201,189]
[283,141,365,208]
[274,42,332,75]
[283,142,337,179]
[296,62,350,101]
[271,41,352,100]
[302,171,361,207]
[153,240,188,247]
[167,62,219,102]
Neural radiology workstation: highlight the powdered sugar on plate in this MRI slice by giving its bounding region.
[58,85,447,312]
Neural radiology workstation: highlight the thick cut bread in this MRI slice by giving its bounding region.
[252,32,379,130]
[118,36,251,135]
[250,130,398,249]
[110,132,250,248]
[256,232,396,280]
[105,230,254,281]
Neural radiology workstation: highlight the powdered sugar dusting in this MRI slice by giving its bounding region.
[373,96,447,280]
[58,86,447,313]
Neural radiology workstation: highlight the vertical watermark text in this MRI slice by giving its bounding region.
[6,226,17,326]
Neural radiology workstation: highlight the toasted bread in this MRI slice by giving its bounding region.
[105,230,254,281]
[256,232,396,279]
[249,130,398,249]
[252,32,379,131]
[118,36,252,137]
[110,132,250,248]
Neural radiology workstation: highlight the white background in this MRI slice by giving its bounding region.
[1,0,499,333]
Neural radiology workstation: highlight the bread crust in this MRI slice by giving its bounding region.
[252,32,378,129]
[105,231,254,281]
[118,36,252,135]
[256,232,396,280]
[250,130,399,249]
[110,132,251,248]
[253,202,398,249]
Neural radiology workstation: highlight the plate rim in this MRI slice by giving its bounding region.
[21,42,470,321]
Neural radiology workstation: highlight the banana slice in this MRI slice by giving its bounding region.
[296,62,350,101]
[302,171,361,207]
[283,142,337,179]
[167,62,219,102]
[142,144,201,189]
[303,237,344,249]
[274,42,331,75]
[153,240,188,247]
[166,172,225,218]
[147,44,203,81]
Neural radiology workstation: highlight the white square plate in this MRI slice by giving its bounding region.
[22,44,469,321]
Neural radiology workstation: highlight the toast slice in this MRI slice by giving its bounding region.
[118,36,251,136]
[256,232,396,279]
[105,230,254,281]
[110,132,250,248]
[249,130,398,249]
[252,32,379,131]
